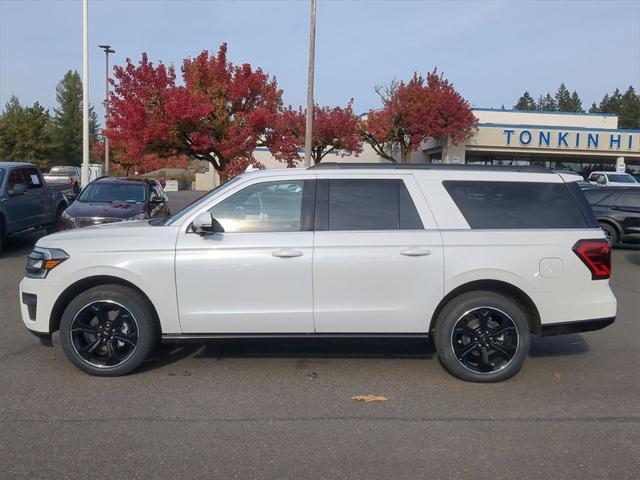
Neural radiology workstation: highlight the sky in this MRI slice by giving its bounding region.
[0,0,639,125]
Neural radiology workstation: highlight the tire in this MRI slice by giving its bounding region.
[434,291,530,383]
[46,203,66,234]
[59,284,159,376]
[599,221,619,246]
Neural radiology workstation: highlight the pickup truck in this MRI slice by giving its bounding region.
[43,166,81,197]
[0,162,69,253]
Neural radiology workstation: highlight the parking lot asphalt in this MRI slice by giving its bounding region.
[1,191,639,479]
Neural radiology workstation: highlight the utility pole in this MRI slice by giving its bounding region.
[81,0,89,186]
[304,0,317,168]
[99,44,115,174]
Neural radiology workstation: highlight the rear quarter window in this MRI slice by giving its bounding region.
[443,180,589,229]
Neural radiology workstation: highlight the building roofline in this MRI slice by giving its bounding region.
[472,107,618,117]
[477,122,640,133]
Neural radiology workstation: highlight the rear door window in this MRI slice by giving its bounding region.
[317,179,423,231]
[443,181,588,229]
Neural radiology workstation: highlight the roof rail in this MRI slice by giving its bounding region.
[307,162,552,173]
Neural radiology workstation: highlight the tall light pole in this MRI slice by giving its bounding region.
[304,0,317,168]
[81,0,89,186]
[99,44,115,174]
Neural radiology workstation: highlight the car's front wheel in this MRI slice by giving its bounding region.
[59,284,159,376]
[434,291,530,382]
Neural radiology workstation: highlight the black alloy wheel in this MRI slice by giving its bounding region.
[70,301,139,368]
[451,307,518,374]
[60,284,158,376]
[434,291,530,382]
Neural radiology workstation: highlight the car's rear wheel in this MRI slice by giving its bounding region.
[434,291,530,382]
[59,284,158,376]
[599,222,619,246]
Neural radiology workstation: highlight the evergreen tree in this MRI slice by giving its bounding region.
[538,93,557,111]
[0,96,53,166]
[588,102,599,113]
[618,85,640,129]
[52,70,99,166]
[568,91,583,112]
[555,83,572,111]
[598,89,623,113]
[514,91,537,110]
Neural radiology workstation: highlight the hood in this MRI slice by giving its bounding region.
[65,201,146,219]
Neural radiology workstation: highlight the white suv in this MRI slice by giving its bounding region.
[19,164,617,382]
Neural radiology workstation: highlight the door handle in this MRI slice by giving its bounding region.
[272,249,303,258]
[400,247,431,257]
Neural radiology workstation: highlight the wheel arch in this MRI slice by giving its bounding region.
[430,279,541,334]
[49,275,160,334]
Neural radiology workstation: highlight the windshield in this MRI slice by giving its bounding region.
[161,176,243,225]
[606,173,637,183]
[0,168,4,188]
[78,182,146,203]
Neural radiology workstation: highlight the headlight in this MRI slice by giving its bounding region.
[125,212,147,221]
[61,210,73,223]
[25,247,69,279]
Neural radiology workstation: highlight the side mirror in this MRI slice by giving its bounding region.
[9,183,27,196]
[192,212,225,235]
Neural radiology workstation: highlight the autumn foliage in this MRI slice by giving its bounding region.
[105,44,290,177]
[270,101,363,165]
[361,71,477,163]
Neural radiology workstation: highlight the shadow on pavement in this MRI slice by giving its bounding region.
[0,230,46,259]
[138,334,591,373]
[528,334,590,357]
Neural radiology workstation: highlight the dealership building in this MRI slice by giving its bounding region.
[420,108,640,175]
[198,108,639,189]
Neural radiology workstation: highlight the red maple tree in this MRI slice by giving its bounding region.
[105,44,293,178]
[360,71,477,163]
[270,101,363,165]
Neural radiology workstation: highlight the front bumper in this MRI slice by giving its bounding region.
[19,277,60,336]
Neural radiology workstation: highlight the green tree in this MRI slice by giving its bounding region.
[598,88,623,113]
[618,85,640,129]
[567,90,583,112]
[538,93,556,111]
[555,83,572,111]
[514,91,537,110]
[588,102,599,113]
[0,95,53,167]
[52,70,99,165]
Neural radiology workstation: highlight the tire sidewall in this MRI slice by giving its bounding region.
[59,285,158,376]
[434,291,530,383]
[598,222,618,246]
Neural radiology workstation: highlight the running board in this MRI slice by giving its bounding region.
[161,333,430,343]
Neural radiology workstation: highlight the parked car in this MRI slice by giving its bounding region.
[0,162,68,253]
[20,164,616,382]
[583,186,640,245]
[60,177,170,228]
[43,166,81,197]
[588,171,640,187]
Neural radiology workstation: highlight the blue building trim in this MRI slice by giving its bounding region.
[478,123,640,134]
[472,107,618,117]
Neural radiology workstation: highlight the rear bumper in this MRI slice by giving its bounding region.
[540,317,615,337]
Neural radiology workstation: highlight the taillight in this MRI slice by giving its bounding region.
[573,239,611,280]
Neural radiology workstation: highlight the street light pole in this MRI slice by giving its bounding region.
[304,0,317,168]
[81,0,89,186]
[99,44,115,174]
